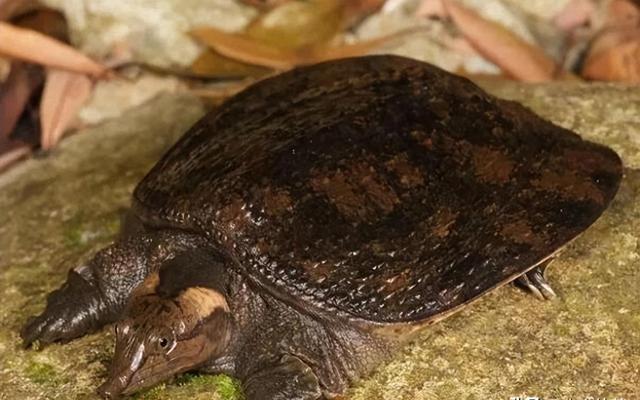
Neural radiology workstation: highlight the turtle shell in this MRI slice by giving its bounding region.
[133,55,622,325]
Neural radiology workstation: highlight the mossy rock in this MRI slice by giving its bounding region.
[0,83,638,399]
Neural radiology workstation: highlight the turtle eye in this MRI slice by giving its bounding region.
[157,336,176,354]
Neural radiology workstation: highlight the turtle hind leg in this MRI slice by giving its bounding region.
[243,354,323,400]
[513,260,557,301]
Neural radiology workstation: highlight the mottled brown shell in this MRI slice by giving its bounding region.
[134,55,622,324]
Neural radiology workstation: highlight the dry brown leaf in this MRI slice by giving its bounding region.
[583,3,640,82]
[0,21,107,77]
[341,0,386,29]
[309,29,421,63]
[247,0,389,56]
[190,50,270,78]
[192,0,401,73]
[416,0,447,19]
[583,36,640,82]
[554,0,595,31]
[240,0,292,10]
[443,0,557,82]
[0,61,43,139]
[191,27,298,70]
[192,26,422,71]
[13,8,68,41]
[245,0,345,51]
[0,0,38,21]
[588,26,640,58]
[40,68,92,150]
[0,56,10,80]
[605,0,640,27]
[0,141,30,171]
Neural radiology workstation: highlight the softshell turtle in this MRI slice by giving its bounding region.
[22,55,622,399]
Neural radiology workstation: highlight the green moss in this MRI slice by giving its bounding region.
[62,210,122,251]
[178,374,242,399]
[133,383,168,400]
[63,213,86,248]
[133,374,242,400]
[25,360,66,385]
[218,375,242,399]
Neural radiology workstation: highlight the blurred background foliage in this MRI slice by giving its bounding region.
[0,0,639,170]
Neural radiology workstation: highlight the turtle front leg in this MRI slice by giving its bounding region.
[22,236,152,347]
[243,354,324,400]
[513,259,557,300]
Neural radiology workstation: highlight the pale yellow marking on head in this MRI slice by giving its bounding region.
[178,287,229,317]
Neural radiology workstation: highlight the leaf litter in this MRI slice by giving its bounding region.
[0,0,639,173]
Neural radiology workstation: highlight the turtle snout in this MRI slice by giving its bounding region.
[97,379,125,399]
[97,362,136,399]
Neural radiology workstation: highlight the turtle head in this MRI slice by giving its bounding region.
[98,273,231,399]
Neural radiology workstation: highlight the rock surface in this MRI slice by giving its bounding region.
[0,82,638,399]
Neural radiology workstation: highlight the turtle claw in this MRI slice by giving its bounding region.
[21,303,91,348]
[22,270,107,348]
[21,317,42,348]
[514,263,557,301]
[21,313,68,348]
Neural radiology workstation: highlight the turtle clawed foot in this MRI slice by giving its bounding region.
[22,270,105,348]
[21,304,95,348]
[22,312,71,348]
[514,263,557,301]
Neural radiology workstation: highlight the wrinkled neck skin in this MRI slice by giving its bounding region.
[202,272,394,397]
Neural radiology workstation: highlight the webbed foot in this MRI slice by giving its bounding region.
[513,260,557,300]
[21,269,109,347]
[243,354,323,400]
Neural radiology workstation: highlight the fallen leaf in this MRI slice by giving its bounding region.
[0,21,107,77]
[341,0,387,29]
[443,0,557,82]
[9,94,41,146]
[582,35,640,82]
[581,2,640,82]
[605,0,640,28]
[0,55,9,80]
[192,0,394,73]
[240,0,292,10]
[39,68,92,150]
[190,49,270,78]
[245,0,345,51]
[13,7,68,40]
[0,0,38,21]
[254,0,387,46]
[554,0,595,31]
[0,61,43,139]
[191,27,297,69]
[0,140,30,171]
[415,0,447,19]
[587,25,640,59]
[310,29,422,63]
[192,26,423,70]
